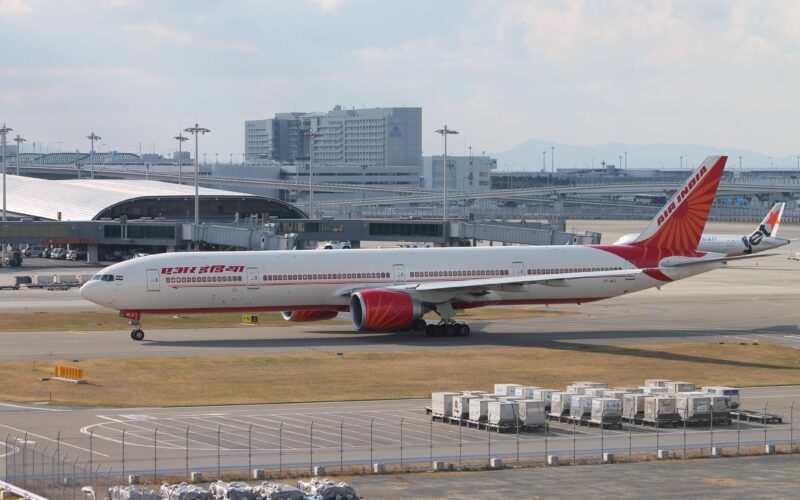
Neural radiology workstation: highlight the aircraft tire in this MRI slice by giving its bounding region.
[456,323,471,336]
[411,319,427,332]
[445,324,457,336]
[425,324,438,337]
[131,329,145,341]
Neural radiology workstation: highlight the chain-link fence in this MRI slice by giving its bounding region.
[2,401,797,499]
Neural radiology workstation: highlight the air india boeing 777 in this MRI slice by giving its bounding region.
[81,155,761,341]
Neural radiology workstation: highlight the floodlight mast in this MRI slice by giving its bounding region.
[304,130,321,219]
[435,125,459,221]
[13,134,26,175]
[87,132,101,179]
[183,123,210,244]
[174,133,188,185]
[1,123,13,223]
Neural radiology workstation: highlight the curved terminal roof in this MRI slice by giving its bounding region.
[1,174,305,221]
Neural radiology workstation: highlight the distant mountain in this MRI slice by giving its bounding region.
[494,139,800,171]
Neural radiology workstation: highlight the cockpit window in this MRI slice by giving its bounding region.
[92,274,114,282]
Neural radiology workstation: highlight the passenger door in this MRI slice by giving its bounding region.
[393,264,406,284]
[246,267,260,289]
[512,261,525,276]
[146,269,160,291]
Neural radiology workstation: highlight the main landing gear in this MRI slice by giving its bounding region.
[420,302,471,337]
[424,321,471,337]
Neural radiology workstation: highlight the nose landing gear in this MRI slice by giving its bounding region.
[122,310,145,341]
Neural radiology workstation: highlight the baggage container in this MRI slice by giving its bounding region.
[469,397,495,422]
[590,398,623,425]
[583,387,608,397]
[452,394,479,419]
[549,392,572,417]
[431,392,460,418]
[709,395,732,423]
[603,389,639,400]
[514,386,540,399]
[643,396,680,425]
[703,386,740,409]
[494,383,522,396]
[488,401,519,425]
[644,379,672,388]
[642,386,669,395]
[517,399,547,427]
[567,381,607,394]
[209,481,259,500]
[570,381,608,388]
[623,393,648,419]
[569,395,593,420]
[675,393,712,424]
[664,381,696,394]
[257,482,306,500]
[35,275,54,284]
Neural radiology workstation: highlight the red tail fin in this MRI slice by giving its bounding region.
[632,155,727,250]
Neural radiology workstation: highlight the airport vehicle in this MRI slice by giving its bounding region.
[316,240,352,250]
[614,202,789,255]
[23,245,46,257]
[82,156,761,341]
[50,247,66,259]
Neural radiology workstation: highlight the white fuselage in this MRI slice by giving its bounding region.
[80,245,719,315]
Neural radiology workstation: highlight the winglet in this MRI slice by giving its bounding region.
[632,155,727,250]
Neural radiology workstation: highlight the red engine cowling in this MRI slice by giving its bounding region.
[281,310,340,322]
[349,290,422,331]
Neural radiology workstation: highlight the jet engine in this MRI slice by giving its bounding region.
[349,289,424,331]
[281,310,340,322]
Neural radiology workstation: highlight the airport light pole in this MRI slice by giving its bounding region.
[435,125,459,221]
[304,131,320,219]
[184,123,210,244]
[87,132,101,179]
[542,150,546,172]
[1,123,12,223]
[13,134,26,175]
[551,146,555,173]
[174,133,188,185]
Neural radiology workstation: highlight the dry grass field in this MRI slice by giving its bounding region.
[2,342,798,407]
[0,307,572,332]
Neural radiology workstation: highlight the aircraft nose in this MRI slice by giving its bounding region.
[79,280,103,305]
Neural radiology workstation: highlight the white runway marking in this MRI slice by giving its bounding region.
[0,402,65,412]
[0,424,109,457]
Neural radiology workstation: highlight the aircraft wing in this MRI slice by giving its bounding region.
[660,252,779,268]
[402,268,643,293]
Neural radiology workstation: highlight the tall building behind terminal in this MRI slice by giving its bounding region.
[245,106,422,168]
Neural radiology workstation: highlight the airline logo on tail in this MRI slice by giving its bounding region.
[632,155,727,250]
[656,165,708,226]
[742,202,785,254]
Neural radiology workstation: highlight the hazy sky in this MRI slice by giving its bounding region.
[1,0,798,158]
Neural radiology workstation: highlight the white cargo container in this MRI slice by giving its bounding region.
[571,381,608,388]
[623,393,648,419]
[644,379,672,388]
[431,392,460,418]
[494,383,522,396]
[514,386,540,399]
[603,389,639,400]
[566,385,587,395]
[675,393,712,423]
[703,386,740,409]
[583,387,608,397]
[517,400,547,427]
[452,395,479,419]
[708,395,732,423]
[642,386,669,395]
[643,396,680,425]
[569,395,594,420]
[469,398,495,422]
[549,392,572,417]
[591,398,623,426]
[488,401,519,425]
[664,381,696,394]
